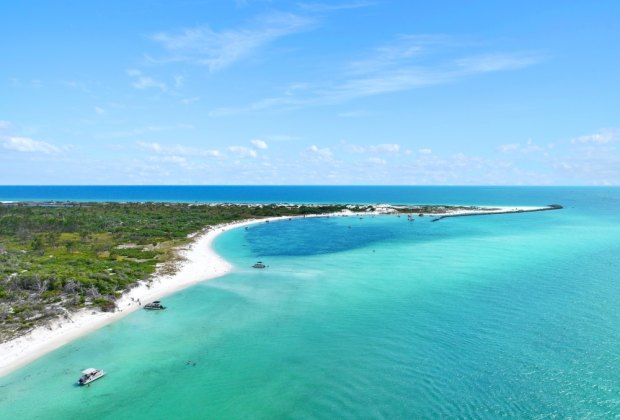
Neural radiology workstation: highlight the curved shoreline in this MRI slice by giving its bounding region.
[0,216,287,377]
[0,205,558,377]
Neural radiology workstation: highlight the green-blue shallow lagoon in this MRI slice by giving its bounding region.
[1,188,619,418]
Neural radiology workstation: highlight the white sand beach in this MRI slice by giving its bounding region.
[0,205,552,377]
[0,216,289,377]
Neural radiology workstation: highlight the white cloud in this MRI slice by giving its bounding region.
[348,34,446,75]
[137,141,220,157]
[498,143,520,153]
[133,77,167,91]
[343,143,366,153]
[0,120,11,129]
[1,136,61,154]
[229,145,257,158]
[367,157,386,165]
[137,141,163,152]
[418,148,432,155]
[150,12,314,72]
[126,69,167,92]
[497,139,543,155]
[571,129,618,145]
[371,143,400,153]
[343,142,400,154]
[250,139,268,149]
[307,144,332,159]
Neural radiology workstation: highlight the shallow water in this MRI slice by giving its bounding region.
[1,188,619,418]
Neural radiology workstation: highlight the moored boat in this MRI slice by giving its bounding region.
[77,368,105,386]
[252,261,266,268]
[144,300,166,310]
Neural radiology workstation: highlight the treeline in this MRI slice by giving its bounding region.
[0,202,352,341]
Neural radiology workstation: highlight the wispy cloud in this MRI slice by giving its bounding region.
[348,34,452,75]
[150,12,315,72]
[229,145,258,158]
[455,53,542,73]
[210,34,543,115]
[366,157,386,165]
[343,142,400,154]
[1,136,62,154]
[498,143,520,153]
[307,144,333,159]
[173,74,184,88]
[137,141,220,157]
[497,139,548,155]
[570,128,618,144]
[127,69,167,91]
[180,96,200,105]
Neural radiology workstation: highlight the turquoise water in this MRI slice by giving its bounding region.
[1,188,619,418]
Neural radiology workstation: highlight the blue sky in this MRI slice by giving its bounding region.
[1,0,619,185]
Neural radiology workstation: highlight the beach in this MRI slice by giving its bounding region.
[0,216,281,377]
[0,205,552,378]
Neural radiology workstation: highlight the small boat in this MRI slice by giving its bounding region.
[252,261,266,268]
[144,300,166,310]
[77,368,105,386]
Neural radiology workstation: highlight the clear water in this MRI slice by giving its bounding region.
[0,187,619,418]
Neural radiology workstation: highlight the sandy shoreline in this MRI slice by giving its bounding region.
[0,216,287,377]
[0,205,554,377]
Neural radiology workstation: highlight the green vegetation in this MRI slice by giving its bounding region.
[0,202,352,341]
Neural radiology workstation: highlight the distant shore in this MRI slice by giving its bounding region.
[429,204,563,221]
[0,204,560,377]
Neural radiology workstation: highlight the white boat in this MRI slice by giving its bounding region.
[77,368,105,386]
[144,300,166,310]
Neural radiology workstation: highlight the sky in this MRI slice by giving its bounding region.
[1,0,619,185]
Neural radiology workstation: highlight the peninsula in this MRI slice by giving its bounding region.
[0,202,560,376]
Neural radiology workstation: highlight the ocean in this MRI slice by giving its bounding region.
[0,187,619,418]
